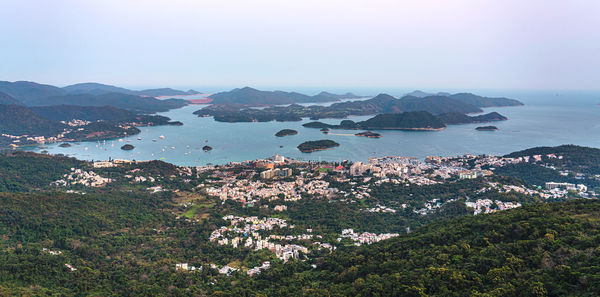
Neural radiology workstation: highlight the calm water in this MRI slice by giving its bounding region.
[30,90,600,166]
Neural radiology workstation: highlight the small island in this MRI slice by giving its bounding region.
[58,143,72,148]
[321,128,330,134]
[476,126,498,131]
[203,145,213,152]
[121,144,135,150]
[275,129,298,137]
[297,140,339,153]
[167,121,184,126]
[355,131,382,138]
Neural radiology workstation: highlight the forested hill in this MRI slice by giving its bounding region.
[505,144,600,174]
[220,199,600,296]
[29,93,187,114]
[0,104,66,136]
[0,92,22,105]
[208,86,362,105]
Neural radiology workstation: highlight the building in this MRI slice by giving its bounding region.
[545,182,576,191]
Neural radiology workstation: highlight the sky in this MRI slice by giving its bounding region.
[0,0,599,91]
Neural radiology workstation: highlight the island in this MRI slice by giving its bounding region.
[355,131,382,138]
[193,92,523,123]
[202,145,213,152]
[167,121,184,126]
[275,129,298,137]
[58,143,72,148]
[297,140,340,153]
[476,126,498,131]
[303,111,447,131]
[120,144,135,150]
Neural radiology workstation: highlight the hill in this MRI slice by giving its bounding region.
[0,105,66,136]
[357,111,446,130]
[402,90,524,107]
[399,95,483,114]
[0,92,22,105]
[30,105,137,122]
[208,87,359,106]
[302,111,501,131]
[0,151,83,192]
[437,111,507,124]
[29,105,172,125]
[329,93,483,115]
[62,82,134,95]
[219,199,600,296]
[28,93,188,113]
[449,92,524,107]
[63,83,197,97]
[0,81,66,104]
[504,144,600,176]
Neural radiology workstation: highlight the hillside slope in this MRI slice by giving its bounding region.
[223,199,600,296]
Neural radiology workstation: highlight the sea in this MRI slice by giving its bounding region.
[27,89,600,166]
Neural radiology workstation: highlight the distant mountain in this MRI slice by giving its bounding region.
[63,83,198,97]
[398,95,483,114]
[0,92,22,105]
[0,81,66,105]
[403,90,523,107]
[208,87,361,106]
[404,90,432,97]
[27,93,188,114]
[330,93,483,115]
[62,82,135,95]
[312,91,363,101]
[449,93,523,107]
[137,88,198,97]
[0,105,66,136]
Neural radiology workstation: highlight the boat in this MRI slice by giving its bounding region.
[137,137,142,140]
[118,139,123,142]
[159,135,165,139]
[152,139,157,142]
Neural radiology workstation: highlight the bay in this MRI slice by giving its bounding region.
[29,90,600,166]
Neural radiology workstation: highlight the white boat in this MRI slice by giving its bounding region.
[159,135,165,139]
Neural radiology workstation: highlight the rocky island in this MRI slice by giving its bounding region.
[120,144,135,150]
[355,131,382,138]
[202,145,213,152]
[275,129,298,137]
[297,140,340,153]
[476,126,499,131]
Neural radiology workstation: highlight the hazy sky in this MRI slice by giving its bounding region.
[1,0,599,90]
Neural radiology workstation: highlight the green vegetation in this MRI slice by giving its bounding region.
[195,92,520,123]
[0,151,82,192]
[212,199,600,296]
[297,140,340,152]
[275,129,298,137]
[476,126,498,131]
[0,104,66,136]
[208,86,360,106]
